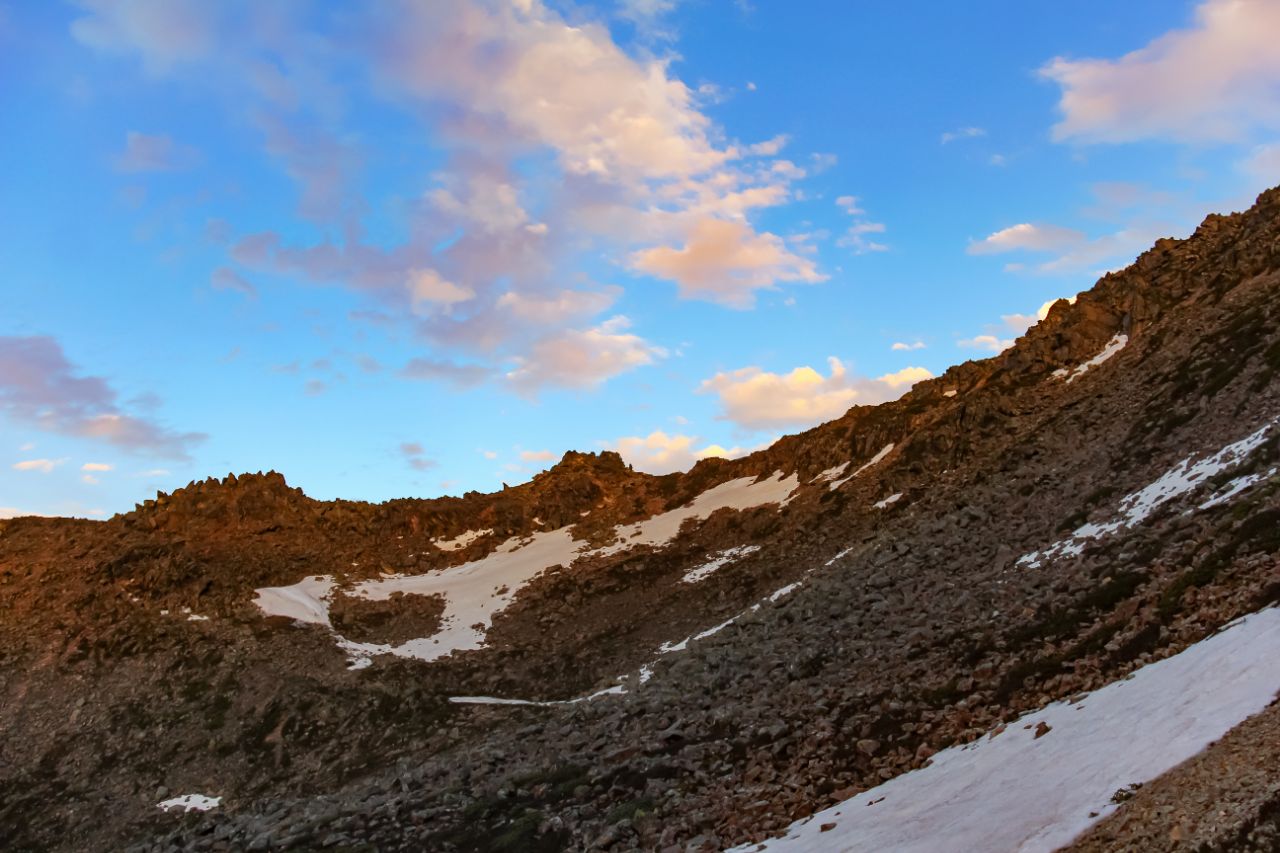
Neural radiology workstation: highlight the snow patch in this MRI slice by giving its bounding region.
[157,794,221,813]
[874,492,902,509]
[829,444,895,491]
[1054,333,1128,384]
[1199,467,1278,510]
[732,607,1280,852]
[604,472,798,554]
[1019,421,1274,568]
[943,389,958,398]
[433,528,492,551]
[681,545,762,584]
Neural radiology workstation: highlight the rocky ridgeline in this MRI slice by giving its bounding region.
[2,187,1280,852]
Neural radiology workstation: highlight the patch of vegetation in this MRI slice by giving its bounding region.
[605,797,654,825]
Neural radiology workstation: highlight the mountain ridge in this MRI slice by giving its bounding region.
[3,186,1280,851]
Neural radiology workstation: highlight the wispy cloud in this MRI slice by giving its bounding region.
[115,131,200,172]
[941,126,986,144]
[0,336,205,459]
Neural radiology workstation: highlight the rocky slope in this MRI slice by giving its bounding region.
[2,187,1280,851]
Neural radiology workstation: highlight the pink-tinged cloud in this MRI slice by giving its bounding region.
[504,316,666,393]
[0,336,205,459]
[630,218,825,307]
[115,131,199,172]
[1041,0,1280,144]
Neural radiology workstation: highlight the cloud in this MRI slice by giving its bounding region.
[398,358,492,388]
[835,196,888,253]
[13,458,65,473]
[115,131,199,172]
[73,0,824,392]
[630,218,824,307]
[71,0,218,73]
[0,507,43,519]
[1241,142,1280,186]
[967,223,1086,255]
[957,334,1015,353]
[0,336,205,459]
[505,316,666,392]
[408,268,476,315]
[699,357,933,430]
[941,126,986,144]
[607,429,738,474]
[892,340,926,351]
[399,441,437,471]
[210,266,258,299]
[519,449,556,462]
[81,462,112,471]
[1041,0,1280,144]
[1001,298,1073,336]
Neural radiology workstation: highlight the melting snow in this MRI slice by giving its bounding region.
[433,528,492,551]
[1199,466,1278,510]
[157,794,221,813]
[1053,333,1128,384]
[681,545,762,584]
[604,472,799,554]
[254,575,335,626]
[874,493,903,509]
[732,607,1280,853]
[828,444,895,491]
[1019,421,1275,568]
[814,462,850,484]
[255,473,800,667]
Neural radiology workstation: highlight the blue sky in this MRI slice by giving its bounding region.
[3,0,1279,518]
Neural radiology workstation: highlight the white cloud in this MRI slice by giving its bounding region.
[81,462,112,471]
[408,268,476,315]
[629,218,824,307]
[82,474,99,484]
[0,507,46,519]
[1041,0,1280,144]
[941,126,986,144]
[608,430,745,474]
[957,334,1015,353]
[835,195,864,215]
[699,357,933,430]
[13,458,65,473]
[835,196,889,253]
[967,223,1086,255]
[892,340,926,351]
[519,449,556,462]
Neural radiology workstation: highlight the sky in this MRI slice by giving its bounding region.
[2,0,1280,519]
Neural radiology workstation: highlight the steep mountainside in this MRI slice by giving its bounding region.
[3,187,1280,851]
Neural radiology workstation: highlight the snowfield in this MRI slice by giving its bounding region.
[732,607,1280,853]
[1019,419,1276,568]
[605,472,799,554]
[254,473,799,667]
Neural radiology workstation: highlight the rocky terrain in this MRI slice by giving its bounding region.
[3,186,1280,851]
